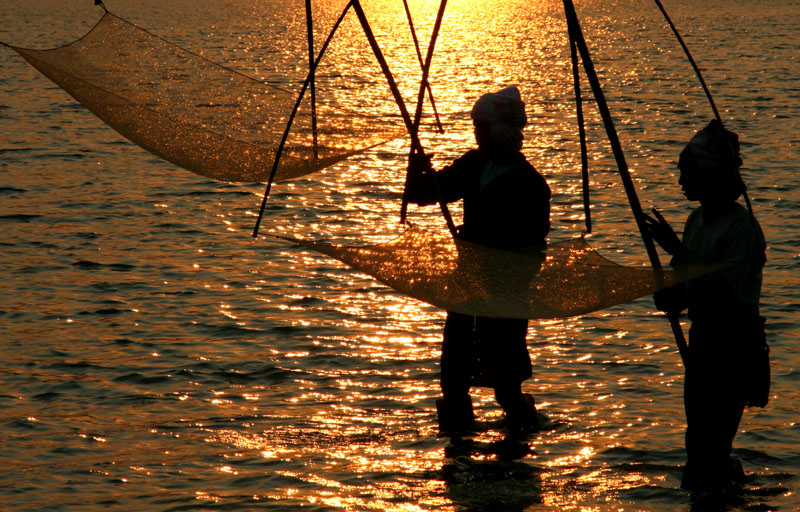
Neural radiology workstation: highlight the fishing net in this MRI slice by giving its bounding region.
[10,10,712,320]
[10,12,404,183]
[286,226,714,319]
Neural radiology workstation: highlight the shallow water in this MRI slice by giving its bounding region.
[1,0,798,510]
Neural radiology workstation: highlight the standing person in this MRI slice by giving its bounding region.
[404,86,551,436]
[643,120,768,492]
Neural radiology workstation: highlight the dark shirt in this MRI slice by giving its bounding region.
[673,202,765,323]
[405,149,551,249]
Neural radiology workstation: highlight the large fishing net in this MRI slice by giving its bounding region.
[285,226,714,319]
[9,9,713,320]
[10,12,404,183]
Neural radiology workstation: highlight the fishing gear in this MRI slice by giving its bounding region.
[255,0,456,238]
[349,0,457,237]
[304,0,319,158]
[401,0,445,134]
[400,0,450,227]
[652,0,761,251]
[253,0,355,237]
[568,30,591,234]
[562,0,689,366]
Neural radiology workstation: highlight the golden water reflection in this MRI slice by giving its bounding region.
[187,305,685,508]
[5,0,794,509]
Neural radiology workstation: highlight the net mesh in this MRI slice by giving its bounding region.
[286,226,714,319]
[12,12,404,183]
[11,12,710,320]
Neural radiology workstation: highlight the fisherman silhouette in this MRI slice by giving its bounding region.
[405,86,551,437]
[644,120,768,492]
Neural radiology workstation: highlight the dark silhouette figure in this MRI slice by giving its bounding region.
[644,120,767,492]
[405,86,551,437]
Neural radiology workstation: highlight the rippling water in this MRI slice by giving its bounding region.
[1,0,798,510]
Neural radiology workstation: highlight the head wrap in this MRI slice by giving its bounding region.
[471,86,527,152]
[679,119,745,199]
[679,119,742,173]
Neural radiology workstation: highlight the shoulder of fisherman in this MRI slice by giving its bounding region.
[458,150,550,247]
[404,86,550,247]
[679,202,765,321]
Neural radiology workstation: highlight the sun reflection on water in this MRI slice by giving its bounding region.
[1,0,795,509]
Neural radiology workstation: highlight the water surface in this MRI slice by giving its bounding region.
[1,0,798,510]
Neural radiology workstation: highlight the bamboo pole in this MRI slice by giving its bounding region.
[351,0,457,237]
[400,0,449,225]
[253,0,354,237]
[401,0,445,133]
[304,0,319,158]
[562,0,689,366]
[569,35,592,233]
[652,0,759,249]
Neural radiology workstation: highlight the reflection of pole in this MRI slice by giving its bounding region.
[401,0,444,134]
[569,35,591,234]
[351,0,457,237]
[400,0,449,225]
[305,0,319,158]
[562,0,689,366]
[253,0,353,237]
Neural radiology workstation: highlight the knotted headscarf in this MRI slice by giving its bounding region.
[470,86,527,152]
[680,119,742,172]
[679,119,744,199]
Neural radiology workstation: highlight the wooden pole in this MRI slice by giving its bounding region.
[400,0,449,225]
[253,0,354,237]
[652,0,759,249]
[569,35,592,233]
[351,0,457,237]
[401,0,445,133]
[562,0,689,366]
[304,0,319,157]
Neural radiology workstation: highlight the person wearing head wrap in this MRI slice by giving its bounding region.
[404,86,551,437]
[470,85,528,154]
[677,120,746,203]
[644,120,767,493]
